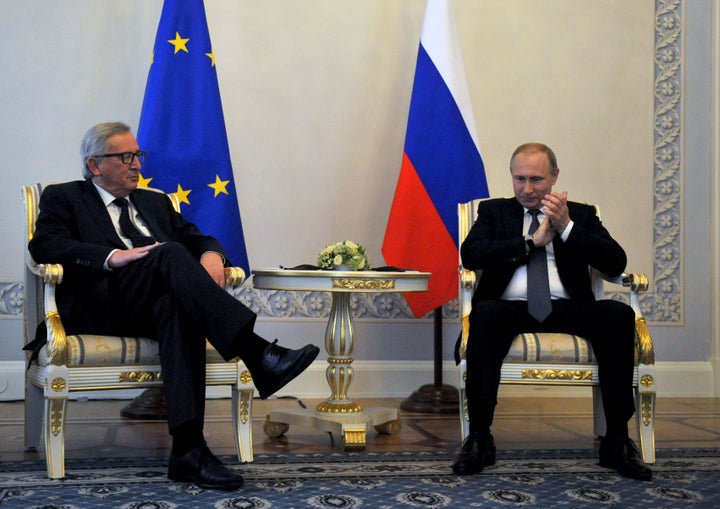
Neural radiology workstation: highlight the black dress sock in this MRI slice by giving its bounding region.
[605,422,629,440]
[170,420,205,457]
[238,332,271,371]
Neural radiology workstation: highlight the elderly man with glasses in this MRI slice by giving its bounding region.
[27,121,319,491]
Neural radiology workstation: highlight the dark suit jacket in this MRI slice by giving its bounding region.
[28,179,229,335]
[460,198,627,304]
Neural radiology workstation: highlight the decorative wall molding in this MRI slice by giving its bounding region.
[0,283,23,318]
[650,0,683,324]
[229,285,451,320]
[603,0,683,326]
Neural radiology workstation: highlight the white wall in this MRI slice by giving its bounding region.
[0,1,716,396]
[0,0,657,276]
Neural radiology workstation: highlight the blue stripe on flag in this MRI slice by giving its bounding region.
[403,44,488,245]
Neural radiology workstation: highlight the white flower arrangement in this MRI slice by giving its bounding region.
[317,240,370,270]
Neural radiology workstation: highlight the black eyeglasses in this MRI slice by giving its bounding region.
[92,151,146,164]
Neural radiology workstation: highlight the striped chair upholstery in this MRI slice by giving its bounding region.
[505,333,594,363]
[35,334,231,367]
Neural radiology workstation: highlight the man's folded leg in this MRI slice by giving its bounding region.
[112,242,321,399]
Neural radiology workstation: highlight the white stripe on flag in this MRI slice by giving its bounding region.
[420,0,482,155]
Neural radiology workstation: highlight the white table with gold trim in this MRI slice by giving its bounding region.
[251,268,431,449]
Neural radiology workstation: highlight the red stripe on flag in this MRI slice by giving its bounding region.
[382,153,459,317]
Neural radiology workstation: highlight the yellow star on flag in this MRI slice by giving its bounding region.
[174,184,192,205]
[208,174,230,197]
[206,52,216,67]
[138,174,153,188]
[168,32,190,54]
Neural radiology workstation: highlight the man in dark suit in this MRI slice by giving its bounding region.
[28,121,320,490]
[453,142,652,481]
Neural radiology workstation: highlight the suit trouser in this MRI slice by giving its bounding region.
[465,298,636,435]
[107,242,256,431]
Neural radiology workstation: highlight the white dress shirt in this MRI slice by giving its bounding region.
[500,208,573,301]
[94,184,156,269]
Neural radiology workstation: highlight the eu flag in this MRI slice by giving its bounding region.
[137,0,250,273]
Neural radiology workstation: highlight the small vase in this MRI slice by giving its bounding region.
[333,264,353,271]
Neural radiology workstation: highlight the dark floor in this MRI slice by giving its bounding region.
[2,395,719,463]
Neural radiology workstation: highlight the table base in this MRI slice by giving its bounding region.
[263,407,401,450]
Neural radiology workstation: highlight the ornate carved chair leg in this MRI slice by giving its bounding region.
[44,397,67,479]
[232,387,254,463]
[637,391,656,464]
[45,398,67,479]
[43,365,69,479]
[459,360,470,441]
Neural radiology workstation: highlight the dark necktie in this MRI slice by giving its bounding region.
[113,198,155,247]
[527,209,552,322]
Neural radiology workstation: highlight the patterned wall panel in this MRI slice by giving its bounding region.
[604,0,683,325]
[0,283,23,317]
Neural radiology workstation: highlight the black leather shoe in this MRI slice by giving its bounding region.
[252,340,320,399]
[168,444,244,490]
[452,432,496,475]
[599,436,652,481]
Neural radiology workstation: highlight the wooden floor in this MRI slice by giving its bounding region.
[1,395,719,462]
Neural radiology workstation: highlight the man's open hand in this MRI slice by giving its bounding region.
[542,191,570,235]
[108,242,164,269]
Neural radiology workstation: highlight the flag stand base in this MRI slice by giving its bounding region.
[120,387,167,420]
[400,383,459,414]
[400,307,459,414]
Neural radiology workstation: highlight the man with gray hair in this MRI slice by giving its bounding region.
[28,121,320,491]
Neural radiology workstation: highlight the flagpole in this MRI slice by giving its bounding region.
[123,0,250,423]
[400,307,459,414]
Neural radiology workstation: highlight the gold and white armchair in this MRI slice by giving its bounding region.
[22,183,256,479]
[457,200,656,463]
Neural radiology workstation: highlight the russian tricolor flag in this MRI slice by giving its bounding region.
[382,0,489,318]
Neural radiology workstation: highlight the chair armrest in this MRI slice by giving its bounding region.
[37,263,64,285]
[598,272,655,366]
[599,272,649,292]
[224,267,246,288]
[634,316,655,365]
[459,266,476,291]
[457,266,478,361]
[28,262,68,366]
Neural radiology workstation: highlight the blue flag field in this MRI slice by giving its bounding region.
[137,0,250,273]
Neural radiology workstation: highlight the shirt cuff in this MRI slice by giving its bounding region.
[560,220,574,241]
[103,249,120,270]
